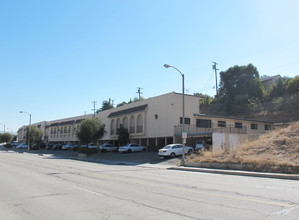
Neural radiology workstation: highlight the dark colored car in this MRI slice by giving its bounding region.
[53,144,62,150]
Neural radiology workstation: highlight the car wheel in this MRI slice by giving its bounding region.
[188,149,192,155]
[170,152,176,158]
[142,148,146,151]
[127,149,132,153]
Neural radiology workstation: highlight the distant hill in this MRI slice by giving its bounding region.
[189,121,299,174]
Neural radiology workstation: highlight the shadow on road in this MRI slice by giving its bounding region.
[3,147,180,167]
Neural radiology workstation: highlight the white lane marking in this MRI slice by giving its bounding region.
[73,186,104,197]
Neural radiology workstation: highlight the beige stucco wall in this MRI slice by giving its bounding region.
[46,114,93,143]
[212,133,248,151]
[97,92,201,141]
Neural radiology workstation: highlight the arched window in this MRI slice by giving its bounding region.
[130,116,135,133]
[111,119,115,135]
[123,117,128,129]
[137,114,143,133]
[116,118,120,134]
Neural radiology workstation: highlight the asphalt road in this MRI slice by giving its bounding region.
[1,151,299,219]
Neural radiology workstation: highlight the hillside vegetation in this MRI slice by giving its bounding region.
[188,122,299,174]
[196,64,299,122]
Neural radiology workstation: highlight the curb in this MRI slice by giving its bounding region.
[168,167,299,180]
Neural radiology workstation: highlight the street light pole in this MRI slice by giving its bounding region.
[20,111,31,152]
[164,64,186,165]
[0,123,5,134]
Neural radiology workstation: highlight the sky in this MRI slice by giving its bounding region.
[1,0,299,133]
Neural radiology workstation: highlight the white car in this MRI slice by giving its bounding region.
[62,144,73,150]
[118,143,147,153]
[88,143,99,149]
[158,144,193,158]
[100,143,118,152]
[16,143,28,149]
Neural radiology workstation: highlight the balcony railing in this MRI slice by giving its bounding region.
[174,123,247,136]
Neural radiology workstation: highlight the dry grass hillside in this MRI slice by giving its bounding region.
[188,121,299,174]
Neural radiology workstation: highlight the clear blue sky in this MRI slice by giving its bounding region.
[1,0,299,133]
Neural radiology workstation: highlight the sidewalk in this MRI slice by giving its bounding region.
[58,153,299,180]
[169,166,299,180]
[5,149,299,180]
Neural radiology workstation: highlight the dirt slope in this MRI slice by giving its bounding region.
[188,121,299,174]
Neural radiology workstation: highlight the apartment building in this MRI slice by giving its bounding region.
[17,92,274,151]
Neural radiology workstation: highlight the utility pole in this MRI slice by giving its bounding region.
[92,101,97,116]
[212,61,219,98]
[136,87,143,99]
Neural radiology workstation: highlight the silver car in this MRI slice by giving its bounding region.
[118,143,147,153]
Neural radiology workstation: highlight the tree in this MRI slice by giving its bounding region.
[117,124,129,146]
[133,96,145,102]
[0,133,13,143]
[26,126,43,147]
[97,99,114,113]
[286,76,299,95]
[76,118,105,145]
[218,64,265,114]
[116,101,128,107]
[269,77,286,99]
[194,93,214,114]
[101,99,114,111]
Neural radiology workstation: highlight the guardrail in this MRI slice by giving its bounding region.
[174,124,247,136]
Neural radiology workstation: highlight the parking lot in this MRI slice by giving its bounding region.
[2,147,181,167]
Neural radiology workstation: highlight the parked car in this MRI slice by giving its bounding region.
[158,144,193,158]
[16,143,28,149]
[100,143,118,152]
[88,143,98,149]
[47,143,54,150]
[53,144,62,150]
[11,142,19,147]
[72,144,79,151]
[118,143,147,153]
[62,144,73,150]
[195,141,204,151]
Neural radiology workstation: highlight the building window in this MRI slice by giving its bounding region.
[235,122,242,129]
[251,124,258,130]
[180,117,191,124]
[218,121,226,127]
[265,125,271,130]
[196,119,211,128]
